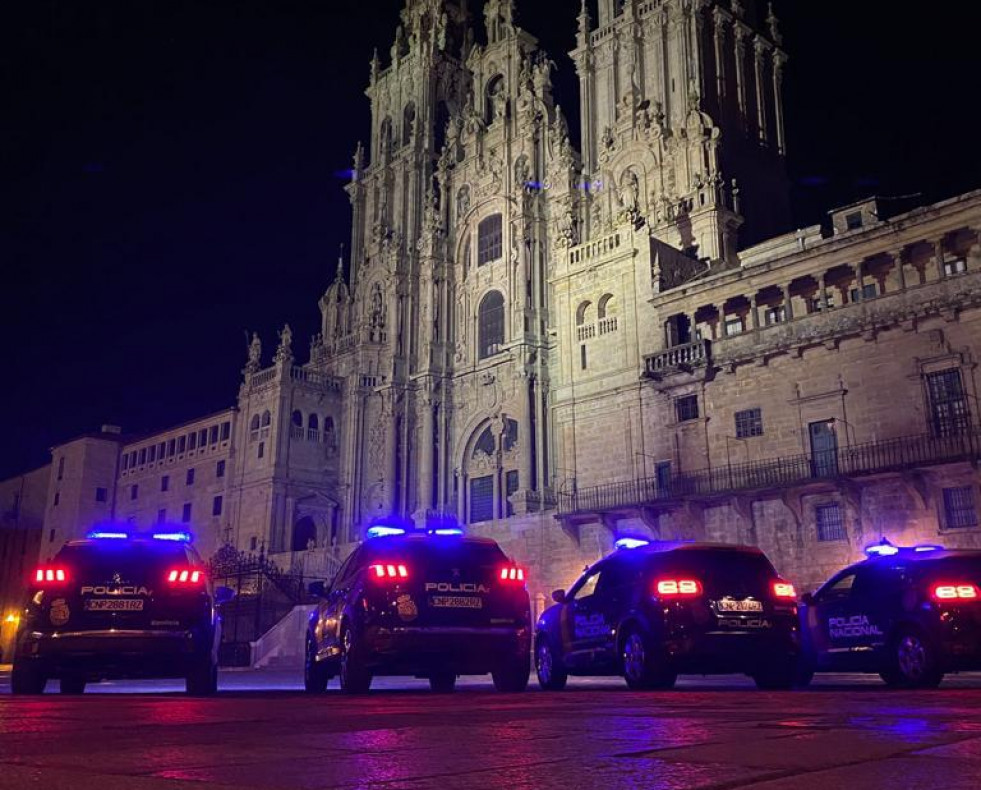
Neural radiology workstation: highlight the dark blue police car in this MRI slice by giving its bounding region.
[798,540,981,688]
[304,524,531,694]
[11,528,231,695]
[535,539,801,690]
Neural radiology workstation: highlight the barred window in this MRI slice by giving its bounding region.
[735,408,763,439]
[470,475,494,523]
[816,503,846,542]
[943,486,978,529]
[675,395,699,423]
[477,214,503,266]
[478,290,505,359]
[927,368,970,437]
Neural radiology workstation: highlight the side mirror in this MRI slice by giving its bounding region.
[801,592,815,606]
[214,586,235,605]
[308,581,327,598]
[551,589,566,604]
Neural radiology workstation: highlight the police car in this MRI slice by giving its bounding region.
[798,540,981,688]
[11,528,231,695]
[304,524,531,694]
[535,539,801,690]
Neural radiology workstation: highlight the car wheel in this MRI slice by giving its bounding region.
[304,636,330,694]
[535,637,568,691]
[429,672,457,693]
[339,626,372,694]
[752,657,797,690]
[492,656,530,693]
[186,654,218,696]
[60,676,87,695]
[11,663,47,695]
[882,628,944,689]
[621,628,676,690]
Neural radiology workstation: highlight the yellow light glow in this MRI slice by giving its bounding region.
[4,614,19,625]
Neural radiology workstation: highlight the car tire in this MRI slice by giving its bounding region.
[186,654,218,696]
[429,672,457,693]
[339,626,372,694]
[11,663,47,695]
[881,627,944,689]
[535,637,568,691]
[304,636,330,694]
[752,657,797,690]
[60,676,87,695]
[621,628,676,690]
[794,656,815,689]
[492,656,530,693]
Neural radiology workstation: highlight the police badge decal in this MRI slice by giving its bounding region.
[50,598,70,627]
[396,594,419,622]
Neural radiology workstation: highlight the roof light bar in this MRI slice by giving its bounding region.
[87,530,129,540]
[152,531,194,543]
[429,527,464,537]
[615,537,651,550]
[366,525,406,539]
[865,539,899,557]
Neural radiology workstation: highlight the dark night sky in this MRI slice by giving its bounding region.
[3,0,981,480]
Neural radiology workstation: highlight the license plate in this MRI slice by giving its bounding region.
[430,596,483,609]
[716,599,763,613]
[84,598,145,612]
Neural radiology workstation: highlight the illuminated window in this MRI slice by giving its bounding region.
[943,486,978,529]
[724,316,745,336]
[764,306,786,325]
[477,214,503,266]
[944,258,967,277]
[478,290,505,359]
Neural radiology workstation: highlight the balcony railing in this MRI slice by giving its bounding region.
[558,427,981,516]
[643,340,710,378]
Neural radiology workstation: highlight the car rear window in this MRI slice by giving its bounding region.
[650,548,777,581]
[920,556,981,584]
[366,539,508,567]
[56,542,191,577]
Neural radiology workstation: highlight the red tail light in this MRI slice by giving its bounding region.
[368,563,409,580]
[655,578,702,598]
[34,567,69,585]
[167,568,205,585]
[931,583,980,602]
[499,565,526,583]
[773,581,797,599]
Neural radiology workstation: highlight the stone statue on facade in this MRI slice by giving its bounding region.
[245,332,262,373]
[275,324,293,362]
[618,170,640,218]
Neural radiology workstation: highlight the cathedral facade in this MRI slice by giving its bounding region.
[5,0,981,628]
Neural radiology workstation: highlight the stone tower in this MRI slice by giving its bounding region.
[571,0,790,258]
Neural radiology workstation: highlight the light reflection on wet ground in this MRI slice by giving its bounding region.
[2,669,981,789]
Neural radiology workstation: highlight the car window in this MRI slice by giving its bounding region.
[595,559,638,597]
[853,564,907,599]
[335,549,361,587]
[817,571,857,602]
[568,565,603,602]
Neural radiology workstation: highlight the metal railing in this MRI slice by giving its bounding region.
[558,427,981,516]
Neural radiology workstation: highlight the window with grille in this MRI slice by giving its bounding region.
[470,475,494,523]
[478,291,505,359]
[477,214,503,266]
[943,486,978,529]
[927,369,970,436]
[735,408,763,438]
[724,316,745,336]
[675,395,699,422]
[816,503,846,542]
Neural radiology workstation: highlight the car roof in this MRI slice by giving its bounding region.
[613,542,766,559]
[362,533,501,549]
[857,548,981,567]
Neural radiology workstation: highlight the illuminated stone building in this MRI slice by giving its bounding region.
[4,0,981,610]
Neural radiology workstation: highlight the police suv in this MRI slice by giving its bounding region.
[11,528,231,695]
[798,540,981,688]
[304,524,531,694]
[535,539,801,690]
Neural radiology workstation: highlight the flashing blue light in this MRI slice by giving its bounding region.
[152,531,194,543]
[429,527,464,537]
[914,544,945,553]
[366,525,406,539]
[865,538,899,557]
[87,530,129,540]
[615,537,651,550]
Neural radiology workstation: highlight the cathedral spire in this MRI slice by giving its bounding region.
[576,0,591,47]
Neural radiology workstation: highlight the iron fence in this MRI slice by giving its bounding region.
[559,427,981,516]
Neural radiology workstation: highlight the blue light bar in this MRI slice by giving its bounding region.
[615,537,651,550]
[152,531,194,543]
[366,525,406,539]
[429,527,464,537]
[865,539,899,557]
[87,530,129,540]
[914,544,945,553]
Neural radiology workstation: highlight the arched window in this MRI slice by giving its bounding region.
[261,410,272,427]
[465,417,521,524]
[598,293,616,318]
[323,416,336,448]
[291,410,303,427]
[308,414,319,431]
[576,300,593,326]
[292,516,317,552]
[250,415,260,431]
[402,103,415,146]
[478,290,505,359]
[477,214,503,266]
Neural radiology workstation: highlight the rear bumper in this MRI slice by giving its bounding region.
[15,628,212,679]
[364,625,531,675]
[663,626,801,674]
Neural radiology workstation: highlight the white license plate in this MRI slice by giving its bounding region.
[716,599,763,613]
[430,596,483,609]
[84,598,145,612]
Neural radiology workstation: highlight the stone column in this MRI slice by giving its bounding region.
[753,36,769,143]
[417,393,435,514]
[820,274,831,310]
[712,7,727,101]
[782,284,794,320]
[935,237,947,280]
[733,26,748,125]
[750,297,760,330]
[855,262,866,302]
[891,248,907,291]
[385,393,398,515]
[772,51,787,155]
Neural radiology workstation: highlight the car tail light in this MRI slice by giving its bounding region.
[499,565,526,583]
[655,578,702,597]
[931,583,980,602]
[773,581,797,599]
[33,567,69,585]
[167,568,205,585]
[368,563,409,580]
